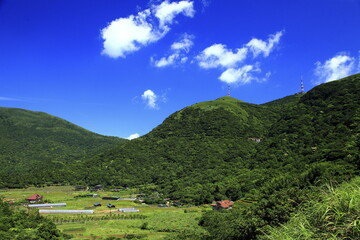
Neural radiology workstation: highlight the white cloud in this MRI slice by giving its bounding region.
[101,1,195,58]
[246,30,284,57]
[219,64,260,85]
[154,0,195,28]
[101,10,162,58]
[152,33,194,67]
[0,97,20,101]
[261,71,271,82]
[314,53,357,84]
[142,89,158,109]
[197,44,248,69]
[196,31,283,86]
[127,133,140,140]
[171,33,194,52]
[201,0,211,8]
[180,56,188,63]
[153,53,179,67]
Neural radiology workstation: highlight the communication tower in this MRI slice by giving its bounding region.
[227,85,231,96]
[300,76,305,94]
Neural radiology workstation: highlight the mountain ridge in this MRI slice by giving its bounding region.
[0,107,126,187]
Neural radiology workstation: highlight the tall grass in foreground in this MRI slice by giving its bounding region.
[262,176,360,239]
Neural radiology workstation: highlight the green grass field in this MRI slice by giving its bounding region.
[1,186,208,239]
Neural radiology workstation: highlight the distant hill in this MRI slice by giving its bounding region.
[0,108,126,187]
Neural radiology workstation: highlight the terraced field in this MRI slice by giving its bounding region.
[1,186,208,239]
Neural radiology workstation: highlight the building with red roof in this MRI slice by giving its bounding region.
[210,200,234,210]
[26,194,43,203]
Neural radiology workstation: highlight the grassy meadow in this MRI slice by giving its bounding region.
[0,186,208,239]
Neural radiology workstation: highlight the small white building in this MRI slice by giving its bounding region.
[39,210,94,214]
[118,208,140,213]
[28,203,66,208]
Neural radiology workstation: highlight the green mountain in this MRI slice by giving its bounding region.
[194,73,360,240]
[82,94,300,203]
[1,73,359,239]
[0,107,126,187]
[79,73,359,239]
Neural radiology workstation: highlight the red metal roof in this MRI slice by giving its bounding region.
[211,200,234,208]
[219,200,234,208]
[26,194,42,200]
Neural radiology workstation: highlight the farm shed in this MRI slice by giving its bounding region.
[26,194,42,203]
[211,200,234,210]
[74,186,88,191]
[118,208,140,213]
[28,203,66,208]
[93,202,101,207]
[39,210,94,214]
[248,137,263,143]
[118,198,136,200]
[102,197,119,200]
[26,193,42,203]
[87,194,99,197]
[90,185,104,191]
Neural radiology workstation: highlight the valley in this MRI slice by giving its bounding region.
[1,186,206,239]
[1,73,359,239]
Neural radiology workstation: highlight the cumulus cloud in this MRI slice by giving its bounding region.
[219,65,260,85]
[152,33,194,67]
[142,89,158,109]
[127,133,140,140]
[154,0,195,28]
[246,31,283,57]
[101,10,162,58]
[197,44,248,69]
[197,31,283,86]
[314,53,357,84]
[101,1,195,58]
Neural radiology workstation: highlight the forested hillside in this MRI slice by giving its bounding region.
[1,73,359,239]
[0,108,125,188]
[82,94,301,203]
[187,73,360,239]
[78,73,359,239]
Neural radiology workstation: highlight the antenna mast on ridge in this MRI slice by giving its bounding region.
[227,85,231,96]
[300,76,305,94]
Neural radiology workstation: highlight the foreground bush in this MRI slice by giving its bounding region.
[262,176,360,239]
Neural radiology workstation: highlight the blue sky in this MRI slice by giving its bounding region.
[0,0,359,139]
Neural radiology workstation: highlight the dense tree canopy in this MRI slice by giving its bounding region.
[0,200,69,239]
[0,108,125,187]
